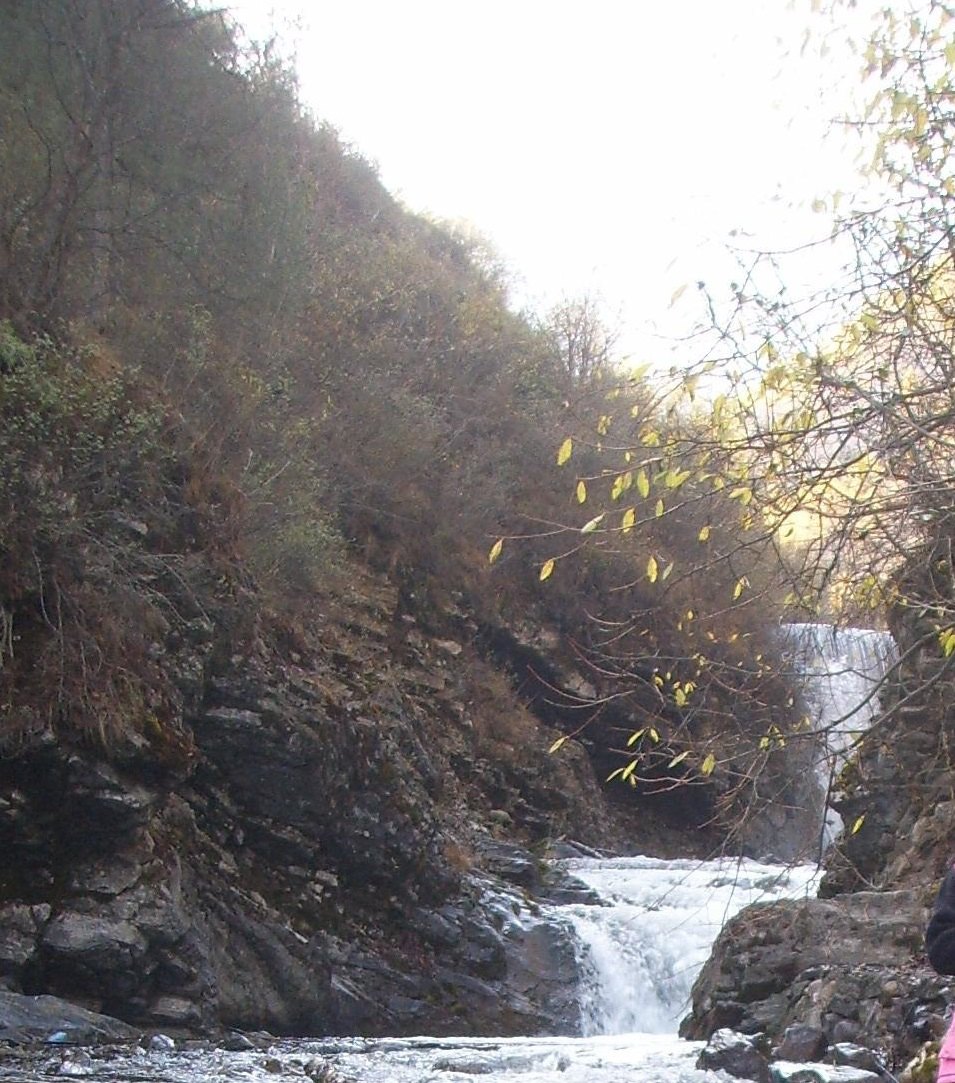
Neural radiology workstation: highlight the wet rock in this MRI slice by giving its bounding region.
[698,1027,772,1083]
[222,1031,256,1051]
[771,1066,882,1083]
[476,841,541,891]
[147,1033,176,1051]
[304,1058,347,1082]
[58,1050,94,1076]
[538,867,602,906]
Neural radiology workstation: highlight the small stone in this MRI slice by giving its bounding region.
[222,1032,256,1051]
[148,1033,176,1051]
[58,1052,93,1077]
[305,1058,345,1081]
[433,639,463,657]
[262,1057,284,1074]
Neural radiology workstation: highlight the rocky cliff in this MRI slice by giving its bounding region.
[0,558,680,1039]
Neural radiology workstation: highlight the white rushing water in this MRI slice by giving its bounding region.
[561,855,819,1036]
[781,624,897,845]
[1,856,820,1083]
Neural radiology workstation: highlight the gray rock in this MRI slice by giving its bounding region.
[774,1024,828,1062]
[830,1044,885,1073]
[0,989,139,1044]
[682,889,930,1052]
[304,1058,347,1081]
[58,1051,93,1077]
[771,1065,882,1083]
[146,995,201,1027]
[222,1032,256,1051]
[698,1028,772,1083]
[41,912,148,977]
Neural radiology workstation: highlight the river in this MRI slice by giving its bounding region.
[0,854,818,1083]
[1,625,889,1081]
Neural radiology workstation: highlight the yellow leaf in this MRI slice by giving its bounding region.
[621,507,636,533]
[581,513,604,534]
[621,759,638,781]
[576,480,587,504]
[662,561,674,581]
[733,577,748,600]
[648,727,659,743]
[557,437,573,466]
[647,555,659,583]
[627,727,647,747]
[611,471,633,500]
[665,468,691,489]
[540,558,556,581]
[730,486,753,505]
[669,750,689,767]
[636,469,650,498]
[642,429,661,447]
[674,687,687,707]
[698,525,710,542]
[488,538,503,564]
[655,498,665,518]
[548,736,568,754]
[597,414,612,436]
[701,753,716,776]
[669,283,688,307]
[851,814,865,835]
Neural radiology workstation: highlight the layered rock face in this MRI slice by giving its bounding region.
[0,569,620,1037]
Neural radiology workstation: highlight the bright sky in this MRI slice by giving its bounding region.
[227,0,875,362]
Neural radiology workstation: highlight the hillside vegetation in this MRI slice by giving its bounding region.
[0,0,806,847]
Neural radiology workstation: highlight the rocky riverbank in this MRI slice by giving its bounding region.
[680,601,955,1076]
[0,561,670,1039]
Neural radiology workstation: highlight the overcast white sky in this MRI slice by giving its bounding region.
[227,0,875,362]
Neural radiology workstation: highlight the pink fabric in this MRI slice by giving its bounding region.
[939,1018,955,1083]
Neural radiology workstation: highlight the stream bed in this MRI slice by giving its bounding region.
[0,854,820,1083]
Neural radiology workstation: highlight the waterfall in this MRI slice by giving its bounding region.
[557,855,819,1035]
[780,623,897,845]
[28,854,823,1081]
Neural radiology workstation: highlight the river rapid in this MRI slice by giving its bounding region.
[0,854,818,1083]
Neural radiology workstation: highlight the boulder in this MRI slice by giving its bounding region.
[698,1027,772,1083]
[773,1024,828,1062]
[0,989,139,1044]
[681,888,938,1058]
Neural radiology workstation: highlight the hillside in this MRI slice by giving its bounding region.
[0,0,823,1036]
